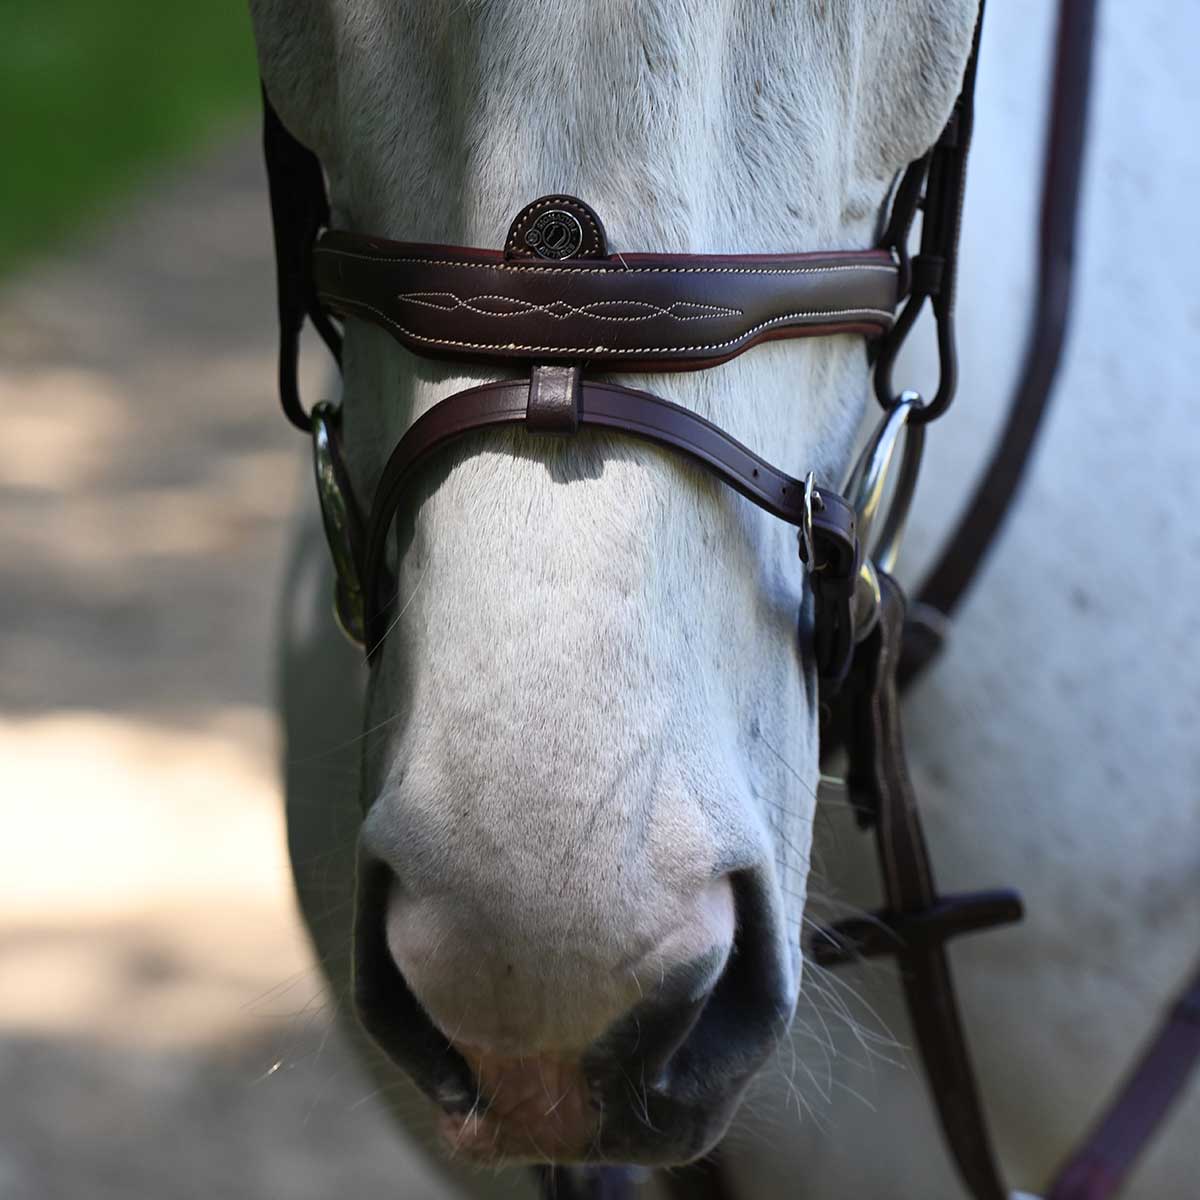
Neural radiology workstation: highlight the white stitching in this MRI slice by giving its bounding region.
[321,292,893,355]
[395,291,743,323]
[315,245,896,277]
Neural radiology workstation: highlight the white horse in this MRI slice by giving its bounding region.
[253,0,1199,1196]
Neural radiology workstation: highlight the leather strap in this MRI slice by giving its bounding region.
[260,87,342,431]
[1046,960,1200,1200]
[873,2,984,423]
[312,229,899,372]
[828,571,1010,1200]
[809,890,1022,969]
[360,374,860,687]
[899,0,1099,686]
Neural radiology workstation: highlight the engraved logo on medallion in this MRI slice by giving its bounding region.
[524,209,585,260]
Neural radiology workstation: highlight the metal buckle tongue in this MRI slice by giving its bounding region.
[799,471,819,570]
[843,390,926,641]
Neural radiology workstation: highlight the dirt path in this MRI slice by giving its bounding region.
[0,135,449,1200]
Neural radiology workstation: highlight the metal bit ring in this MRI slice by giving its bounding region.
[311,401,366,646]
[843,391,927,638]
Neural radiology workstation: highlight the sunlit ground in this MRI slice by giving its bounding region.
[0,136,448,1200]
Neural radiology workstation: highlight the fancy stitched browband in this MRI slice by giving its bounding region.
[312,225,900,370]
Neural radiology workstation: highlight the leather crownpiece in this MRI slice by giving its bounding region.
[505,195,608,261]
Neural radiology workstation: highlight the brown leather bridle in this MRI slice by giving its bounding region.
[259,2,1200,1197]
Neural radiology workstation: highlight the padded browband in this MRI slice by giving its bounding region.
[313,230,900,371]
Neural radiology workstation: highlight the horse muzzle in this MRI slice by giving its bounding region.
[352,858,795,1165]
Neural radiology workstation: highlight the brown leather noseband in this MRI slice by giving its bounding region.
[355,372,860,674]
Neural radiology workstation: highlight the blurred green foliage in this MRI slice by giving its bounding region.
[1,1,259,275]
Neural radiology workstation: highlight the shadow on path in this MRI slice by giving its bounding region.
[0,135,451,1200]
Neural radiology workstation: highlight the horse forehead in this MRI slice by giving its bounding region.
[254,0,978,244]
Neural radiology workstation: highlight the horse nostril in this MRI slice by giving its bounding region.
[352,858,478,1114]
[585,871,794,1139]
[586,879,738,1087]
[602,947,731,1086]
[379,860,738,1059]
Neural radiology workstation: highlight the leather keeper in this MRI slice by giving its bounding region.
[526,364,581,434]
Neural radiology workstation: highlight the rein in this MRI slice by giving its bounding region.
[259,1,1199,1196]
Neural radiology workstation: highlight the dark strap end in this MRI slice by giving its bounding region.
[808,888,1024,969]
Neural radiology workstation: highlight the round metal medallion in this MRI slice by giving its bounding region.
[524,209,585,260]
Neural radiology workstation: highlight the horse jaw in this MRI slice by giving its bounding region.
[252,0,979,1165]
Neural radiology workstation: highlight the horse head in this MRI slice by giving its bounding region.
[252,0,979,1166]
